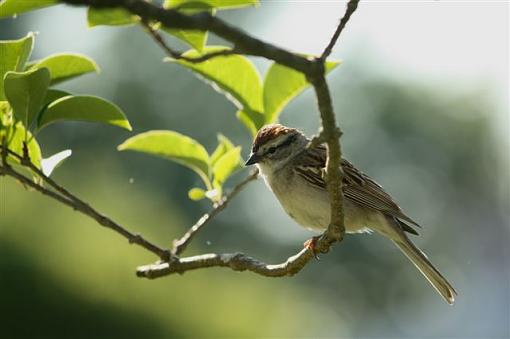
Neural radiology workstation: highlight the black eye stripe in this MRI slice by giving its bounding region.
[262,134,297,156]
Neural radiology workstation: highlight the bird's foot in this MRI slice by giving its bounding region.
[303,235,321,260]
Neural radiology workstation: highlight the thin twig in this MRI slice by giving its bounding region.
[141,20,238,63]
[137,248,313,279]
[171,49,238,63]
[1,162,76,209]
[8,148,80,204]
[320,0,360,61]
[1,147,171,260]
[172,169,259,255]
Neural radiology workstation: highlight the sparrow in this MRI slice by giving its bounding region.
[245,124,457,304]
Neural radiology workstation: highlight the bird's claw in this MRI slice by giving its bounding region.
[303,235,321,260]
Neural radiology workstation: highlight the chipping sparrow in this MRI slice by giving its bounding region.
[245,124,456,304]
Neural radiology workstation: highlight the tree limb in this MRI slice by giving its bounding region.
[137,248,314,279]
[310,72,345,249]
[59,0,314,74]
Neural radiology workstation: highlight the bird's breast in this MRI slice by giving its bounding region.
[260,166,330,231]
[258,164,376,234]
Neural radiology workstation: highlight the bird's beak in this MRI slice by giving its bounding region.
[244,152,260,166]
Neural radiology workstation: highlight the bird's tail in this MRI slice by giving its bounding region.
[392,235,457,305]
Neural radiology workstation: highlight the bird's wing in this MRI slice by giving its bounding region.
[293,144,420,232]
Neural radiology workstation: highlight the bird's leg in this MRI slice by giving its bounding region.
[303,235,321,260]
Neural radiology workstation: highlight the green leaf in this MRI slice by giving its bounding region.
[188,187,206,201]
[27,53,99,85]
[3,121,42,169]
[162,2,211,51]
[210,133,235,165]
[212,146,242,186]
[118,130,211,187]
[165,0,258,9]
[263,60,341,124]
[163,28,208,52]
[37,95,132,131]
[0,33,34,100]
[41,149,72,176]
[168,46,263,113]
[87,7,139,27]
[4,68,51,129]
[0,0,57,18]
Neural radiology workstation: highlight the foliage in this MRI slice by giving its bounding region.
[118,131,242,202]
[1,1,339,204]
[170,48,340,135]
[0,32,130,179]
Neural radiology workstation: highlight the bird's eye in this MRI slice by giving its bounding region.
[267,147,277,154]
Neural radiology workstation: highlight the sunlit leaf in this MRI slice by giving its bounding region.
[41,149,72,177]
[210,133,235,166]
[162,2,211,51]
[163,28,208,52]
[0,101,11,128]
[4,68,51,129]
[87,7,139,27]
[212,146,242,187]
[263,60,341,124]
[27,53,99,85]
[188,187,206,201]
[165,0,258,9]
[37,95,132,131]
[4,121,42,169]
[0,0,57,18]
[0,33,34,100]
[167,46,263,113]
[118,130,211,187]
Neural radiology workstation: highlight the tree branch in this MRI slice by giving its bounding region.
[306,0,360,249]
[172,169,259,256]
[320,0,360,61]
[59,0,313,74]
[137,248,314,279]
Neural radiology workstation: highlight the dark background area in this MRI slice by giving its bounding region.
[1,1,508,338]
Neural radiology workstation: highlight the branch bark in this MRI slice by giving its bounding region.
[137,248,314,279]
[310,72,345,249]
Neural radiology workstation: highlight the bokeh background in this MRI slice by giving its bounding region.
[1,1,508,338]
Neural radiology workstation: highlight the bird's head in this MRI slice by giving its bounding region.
[245,124,308,171]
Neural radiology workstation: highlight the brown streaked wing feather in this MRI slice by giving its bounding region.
[293,144,420,229]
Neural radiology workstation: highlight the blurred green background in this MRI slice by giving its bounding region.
[1,1,508,338]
